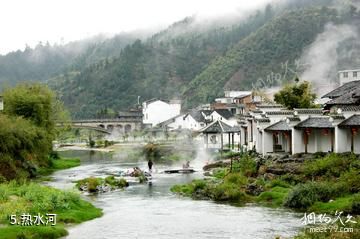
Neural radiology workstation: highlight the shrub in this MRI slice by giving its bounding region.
[212,168,228,179]
[304,153,358,178]
[351,194,360,214]
[212,183,245,202]
[232,154,257,177]
[86,177,101,192]
[224,173,247,186]
[284,182,344,210]
[268,179,291,189]
[339,169,360,193]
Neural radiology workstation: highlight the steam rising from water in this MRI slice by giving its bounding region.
[299,23,358,96]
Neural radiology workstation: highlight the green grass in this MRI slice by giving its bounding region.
[0,226,68,239]
[0,182,102,239]
[256,186,291,207]
[309,194,360,214]
[37,157,80,176]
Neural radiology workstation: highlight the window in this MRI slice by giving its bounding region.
[344,72,348,78]
[354,72,358,78]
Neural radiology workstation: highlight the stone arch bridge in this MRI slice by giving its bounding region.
[57,119,142,134]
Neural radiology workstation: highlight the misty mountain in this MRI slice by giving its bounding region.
[1,0,360,119]
[0,33,140,88]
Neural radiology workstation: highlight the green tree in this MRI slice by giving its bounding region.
[0,83,68,180]
[274,81,317,109]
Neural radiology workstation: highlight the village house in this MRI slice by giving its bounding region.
[198,75,360,155]
[157,110,212,131]
[0,95,3,111]
[142,99,181,127]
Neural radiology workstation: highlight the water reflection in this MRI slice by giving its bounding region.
[49,150,303,239]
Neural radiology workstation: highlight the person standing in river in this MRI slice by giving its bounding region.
[148,159,153,173]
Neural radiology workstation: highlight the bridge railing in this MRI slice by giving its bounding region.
[57,118,142,123]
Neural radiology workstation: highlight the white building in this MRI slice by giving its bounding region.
[338,69,360,86]
[158,110,211,131]
[142,99,181,126]
[0,95,3,111]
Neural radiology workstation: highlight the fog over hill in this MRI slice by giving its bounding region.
[1,0,360,118]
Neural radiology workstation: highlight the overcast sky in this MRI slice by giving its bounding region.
[0,0,272,54]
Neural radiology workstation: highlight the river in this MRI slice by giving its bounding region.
[47,149,303,239]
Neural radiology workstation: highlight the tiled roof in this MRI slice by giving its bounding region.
[118,111,143,117]
[337,105,360,112]
[199,120,236,133]
[266,110,294,115]
[325,87,360,106]
[213,109,234,119]
[190,111,205,122]
[256,118,271,123]
[330,115,346,120]
[322,81,360,99]
[287,117,301,122]
[295,117,334,129]
[265,120,291,131]
[338,115,360,127]
[257,104,284,109]
[294,108,323,114]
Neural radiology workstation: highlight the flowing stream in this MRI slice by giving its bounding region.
[47,149,303,239]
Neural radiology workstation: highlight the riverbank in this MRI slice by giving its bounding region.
[0,157,103,239]
[171,152,360,238]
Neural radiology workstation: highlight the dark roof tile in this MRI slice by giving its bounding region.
[295,117,334,129]
[338,115,360,127]
[213,109,234,119]
[322,81,360,99]
[265,120,291,131]
[200,120,235,133]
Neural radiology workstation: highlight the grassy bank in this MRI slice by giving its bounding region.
[37,157,81,177]
[171,153,360,238]
[0,182,102,239]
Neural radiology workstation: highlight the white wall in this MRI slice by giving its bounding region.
[335,127,349,153]
[210,111,236,126]
[292,129,304,154]
[262,131,273,156]
[339,70,360,86]
[143,100,181,126]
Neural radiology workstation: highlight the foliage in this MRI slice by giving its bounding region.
[274,81,317,109]
[0,84,68,180]
[183,7,341,108]
[232,154,258,177]
[37,157,81,176]
[256,186,290,207]
[76,176,129,192]
[0,182,102,238]
[284,181,345,210]
[303,153,359,178]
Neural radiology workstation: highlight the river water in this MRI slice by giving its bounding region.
[47,150,303,239]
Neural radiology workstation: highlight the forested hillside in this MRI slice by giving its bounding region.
[1,0,359,118]
[0,34,138,88]
[49,8,278,118]
[183,7,343,107]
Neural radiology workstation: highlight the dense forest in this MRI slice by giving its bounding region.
[0,0,360,118]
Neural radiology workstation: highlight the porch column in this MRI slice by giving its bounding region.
[304,130,308,154]
[228,133,231,149]
[330,129,334,152]
[232,133,235,150]
[220,133,223,151]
